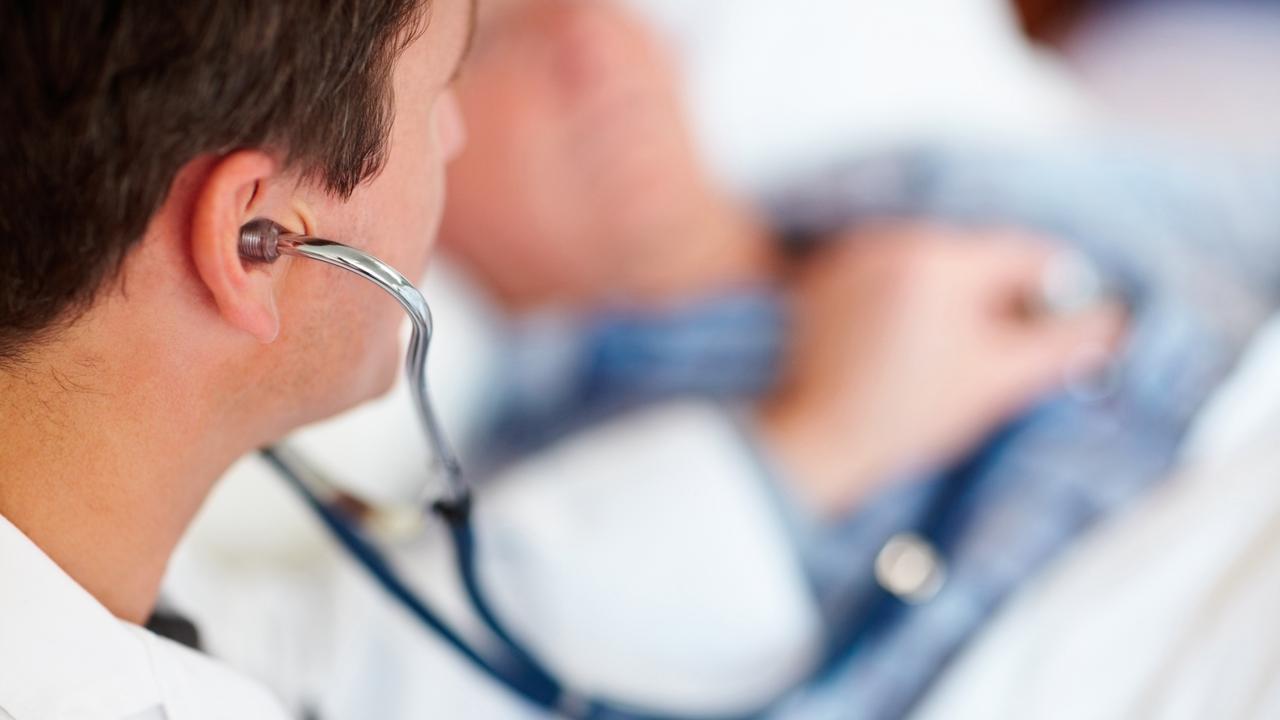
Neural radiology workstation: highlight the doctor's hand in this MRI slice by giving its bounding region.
[757,223,1127,515]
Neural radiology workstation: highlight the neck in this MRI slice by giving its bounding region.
[0,331,245,624]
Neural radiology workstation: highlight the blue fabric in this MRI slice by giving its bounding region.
[482,288,786,467]
[482,143,1280,719]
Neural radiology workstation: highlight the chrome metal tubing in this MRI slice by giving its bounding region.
[239,220,465,506]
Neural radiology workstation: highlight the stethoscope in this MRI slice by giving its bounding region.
[236,219,1037,719]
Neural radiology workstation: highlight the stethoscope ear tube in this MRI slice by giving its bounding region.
[239,219,466,506]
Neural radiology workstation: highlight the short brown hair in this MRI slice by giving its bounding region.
[0,1,428,364]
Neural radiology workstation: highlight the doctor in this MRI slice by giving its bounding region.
[0,0,472,716]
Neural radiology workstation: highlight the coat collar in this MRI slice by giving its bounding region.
[0,513,163,719]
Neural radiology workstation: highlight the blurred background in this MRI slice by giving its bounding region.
[163,1,1280,719]
[1030,0,1280,158]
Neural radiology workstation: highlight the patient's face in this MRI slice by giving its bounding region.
[267,1,470,429]
[439,0,715,309]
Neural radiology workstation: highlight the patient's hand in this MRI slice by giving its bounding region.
[758,224,1127,515]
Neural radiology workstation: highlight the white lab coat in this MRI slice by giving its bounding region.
[0,514,290,720]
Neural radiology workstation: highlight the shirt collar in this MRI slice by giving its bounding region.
[0,513,163,719]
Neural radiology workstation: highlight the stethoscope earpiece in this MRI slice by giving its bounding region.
[238,218,286,263]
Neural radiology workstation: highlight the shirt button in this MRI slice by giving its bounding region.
[875,533,946,604]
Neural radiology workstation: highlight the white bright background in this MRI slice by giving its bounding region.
[622,0,1092,195]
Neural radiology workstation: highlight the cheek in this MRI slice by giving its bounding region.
[437,91,468,164]
[324,281,405,405]
[347,98,466,396]
[359,101,454,282]
[274,92,458,415]
[266,264,404,424]
[350,305,406,400]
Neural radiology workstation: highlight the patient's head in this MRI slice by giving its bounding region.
[440,0,767,310]
[0,0,471,441]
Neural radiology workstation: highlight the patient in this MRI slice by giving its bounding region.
[442,0,1124,500]
[437,0,1280,717]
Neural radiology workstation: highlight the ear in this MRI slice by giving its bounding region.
[189,151,283,344]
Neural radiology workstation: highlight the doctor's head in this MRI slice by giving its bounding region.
[0,0,471,444]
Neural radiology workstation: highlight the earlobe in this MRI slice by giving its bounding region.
[189,151,283,344]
